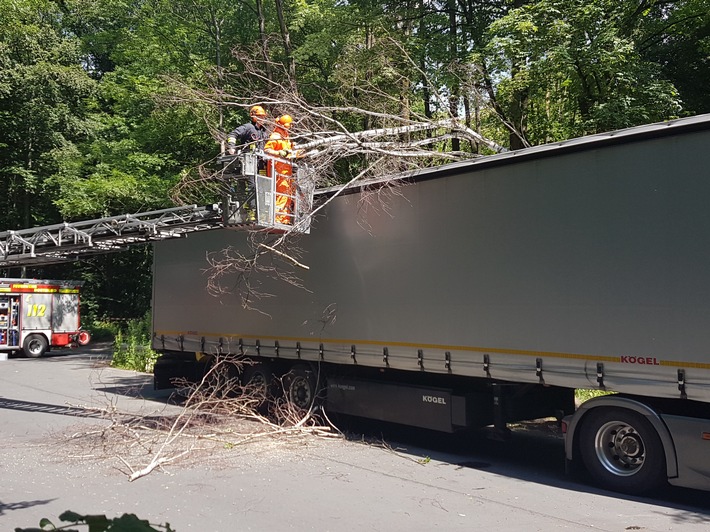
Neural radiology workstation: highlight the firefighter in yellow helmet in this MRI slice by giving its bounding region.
[264,114,297,225]
[226,105,269,155]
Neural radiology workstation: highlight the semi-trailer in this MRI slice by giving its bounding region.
[152,114,710,494]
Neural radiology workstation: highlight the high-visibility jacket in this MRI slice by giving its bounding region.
[264,131,294,175]
[264,131,295,224]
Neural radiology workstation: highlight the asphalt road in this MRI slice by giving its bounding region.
[1,344,710,531]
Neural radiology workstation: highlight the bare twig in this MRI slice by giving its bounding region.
[257,243,310,270]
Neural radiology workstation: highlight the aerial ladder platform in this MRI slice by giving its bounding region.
[0,152,314,269]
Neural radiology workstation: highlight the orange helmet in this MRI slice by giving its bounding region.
[276,114,293,128]
[250,105,267,117]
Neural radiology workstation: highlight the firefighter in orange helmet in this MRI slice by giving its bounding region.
[226,105,269,155]
[264,114,297,225]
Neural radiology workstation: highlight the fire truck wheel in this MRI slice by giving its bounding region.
[579,407,667,494]
[284,365,318,410]
[23,334,49,358]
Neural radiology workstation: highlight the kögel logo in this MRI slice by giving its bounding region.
[422,395,447,405]
[620,356,660,365]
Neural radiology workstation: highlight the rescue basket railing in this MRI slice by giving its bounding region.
[219,151,315,234]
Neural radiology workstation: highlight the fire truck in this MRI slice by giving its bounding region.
[0,278,90,358]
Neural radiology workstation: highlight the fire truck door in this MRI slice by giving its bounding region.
[22,293,52,331]
[52,293,80,332]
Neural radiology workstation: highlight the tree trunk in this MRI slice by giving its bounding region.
[274,0,296,83]
[208,8,225,152]
[508,0,529,149]
[447,0,460,152]
[256,0,272,79]
[363,24,374,130]
[24,131,33,229]
[419,0,432,122]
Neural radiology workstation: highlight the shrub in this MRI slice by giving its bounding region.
[111,311,159,373]
[86,320,119,342]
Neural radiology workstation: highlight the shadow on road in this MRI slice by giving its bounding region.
[7,341,114,361]
[0,397,107,418]
[0,498,55,517]
[92,371,179,405]
[335,415,710,521]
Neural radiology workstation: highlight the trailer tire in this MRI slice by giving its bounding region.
[284,365,318,410]
[23,334,48,358]
[241,362,275,410]
[206,356,241,397]
[579,407,667,494]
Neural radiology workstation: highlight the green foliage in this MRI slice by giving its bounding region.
[111,311,159,373]
[637,0,710,115]
[485,0,683,143]
[575,388,614,403]
[85,320,118,342]
[15,510,174,531]
[0,0,98,229]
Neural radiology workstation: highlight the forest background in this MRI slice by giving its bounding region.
[1,0,708,329]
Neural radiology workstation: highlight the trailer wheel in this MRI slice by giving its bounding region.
[284,365,318,410]
[23,334,48,358]
[579,407,667,494]
[241,362,275,410]
[206,356,241,397]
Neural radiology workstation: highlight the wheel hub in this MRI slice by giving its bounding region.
[290,377,312,408]
[616,429,642,458]
[250,373,266,391]
[596,421,646,476]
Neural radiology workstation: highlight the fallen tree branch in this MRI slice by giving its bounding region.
[258,243,310,270]
[297,119,507,154]
[127,450,191,482]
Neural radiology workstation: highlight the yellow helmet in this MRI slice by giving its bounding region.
[250,105,267,117]
[276,114,293,128]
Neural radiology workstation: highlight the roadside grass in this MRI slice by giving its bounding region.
[111,311,159,373]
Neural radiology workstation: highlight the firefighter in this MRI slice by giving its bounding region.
[264,114,297,225]
[225,105,269,222]
[226,105,269,155]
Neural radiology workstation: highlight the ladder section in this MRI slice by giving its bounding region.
[1,154,316,268]
[0,204,222,268]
